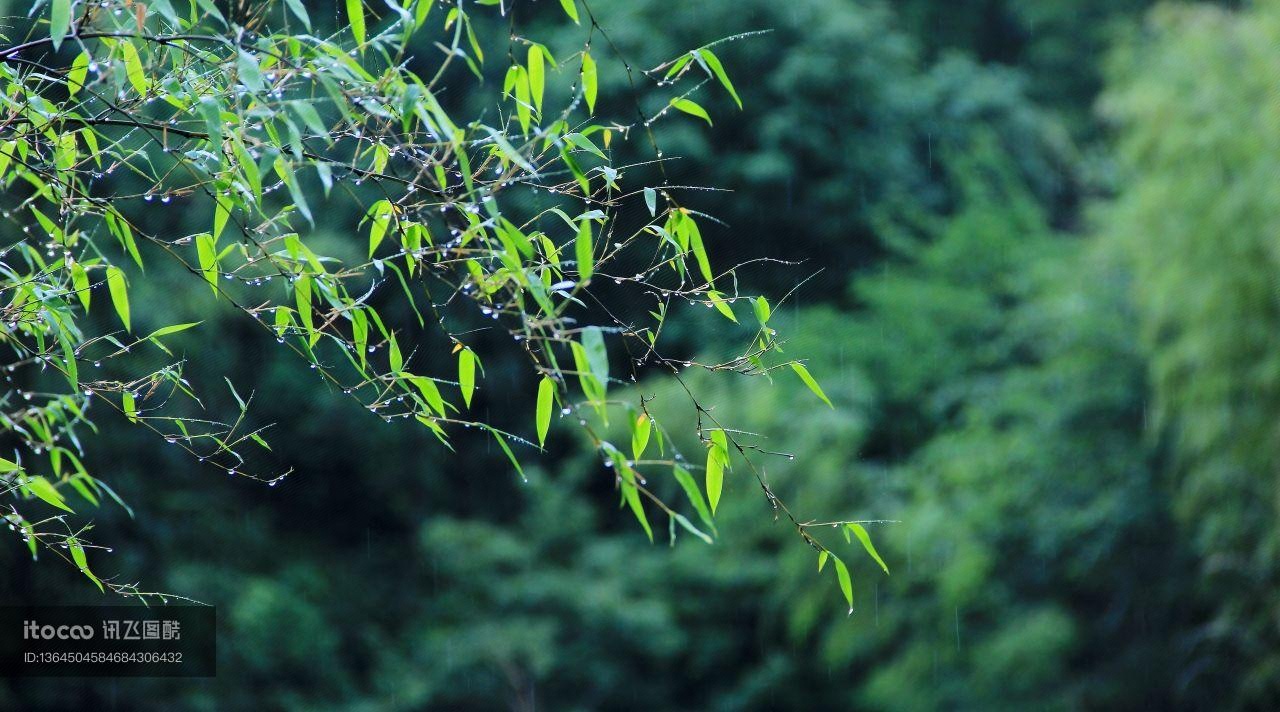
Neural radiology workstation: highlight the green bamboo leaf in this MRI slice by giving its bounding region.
[67,536,104,593]
[237,49,264,93]
[405,376,446,418]
[528,44,546,114]
[196,232,219,295]
[790,362,833,408]
[696,48,742,109]
[487,426,526,482]
[120,40,147,96]
[284,0,311,29]
[122,391,137,423]
[686,216,714,285]
[67,52,90,96]
[199,97,224,148]
[707,291,738,323]
[575,219,594,283]
[347,0,366,48]
[581,51,597,114]
[367,199,393,257]
[643,187,657,217]
[818,550,829,572]
[105,266,130,331]
[581,326,609,391]
[50,0,71,51]
[670,98,712,125]
[833,556,854,613]
[536,375,554,446]
[672,464,716,535]
[387,334,403,373]
[631,412,652,460]
[294,275,315,345]
[559,0,579,23]
[70,260,91,310]
[458,347,476,407]
[26,476,74,513]
[753,296,771,325]
[57,329,77,389]
[847,523,890,574]
[144,322,201,340]
[672,512,713,545]
[706,429,728,515]
[618,462,653,542]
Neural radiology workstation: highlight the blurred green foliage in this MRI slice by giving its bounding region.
[3,0,1276,709]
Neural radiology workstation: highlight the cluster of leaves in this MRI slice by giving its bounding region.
[0,0,885,608]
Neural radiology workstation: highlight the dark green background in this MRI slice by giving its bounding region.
[4,0,1277,709]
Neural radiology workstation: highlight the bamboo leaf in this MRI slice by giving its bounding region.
[581,51,597,114]
[834,556,854,613]
[790,362,833,408]
[706,429,728,515]
[347,0,366,48]
[105,266,130,331]
[120,40,147,96]
[696,48,742,109]
[284,0,311,29]
[528,44,545,114]
[575,219,594,283]
[847,523,890,574]
[536,375,554,446]
[26,476,74,513]
[673,464,715,535]
[670,98,712,125]
[458,347,476,407]
[50,0,71,51]
[67,52,89,96]
[559,0,579,23]
[122,391,137,423]
[67,536,104,593]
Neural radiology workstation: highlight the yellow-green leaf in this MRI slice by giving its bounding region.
[67,51,90,96]
[631,413,651,460]
[575,219,594,283]
[528,44,546,114]
[670,97,712,125]
[536,375,554,446]
[847,523,889,574]
[686,216,714,286]
[581,51,597,114]
[26,476,74,513]
[347,0,366,48]
[559,0,579,23]
[120,40,147,96]
[70,260,91,310]
[105,266,130,331]
[196,232,219,295]
[672,464,715,535]
[458,348,476,407]
[122,391,137,423]
[833,556,853,612]
[696,48,742,109]
[67,536,104,593]
[707,291,737,323]
[706,429,728,515]
[790,362,833,408]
